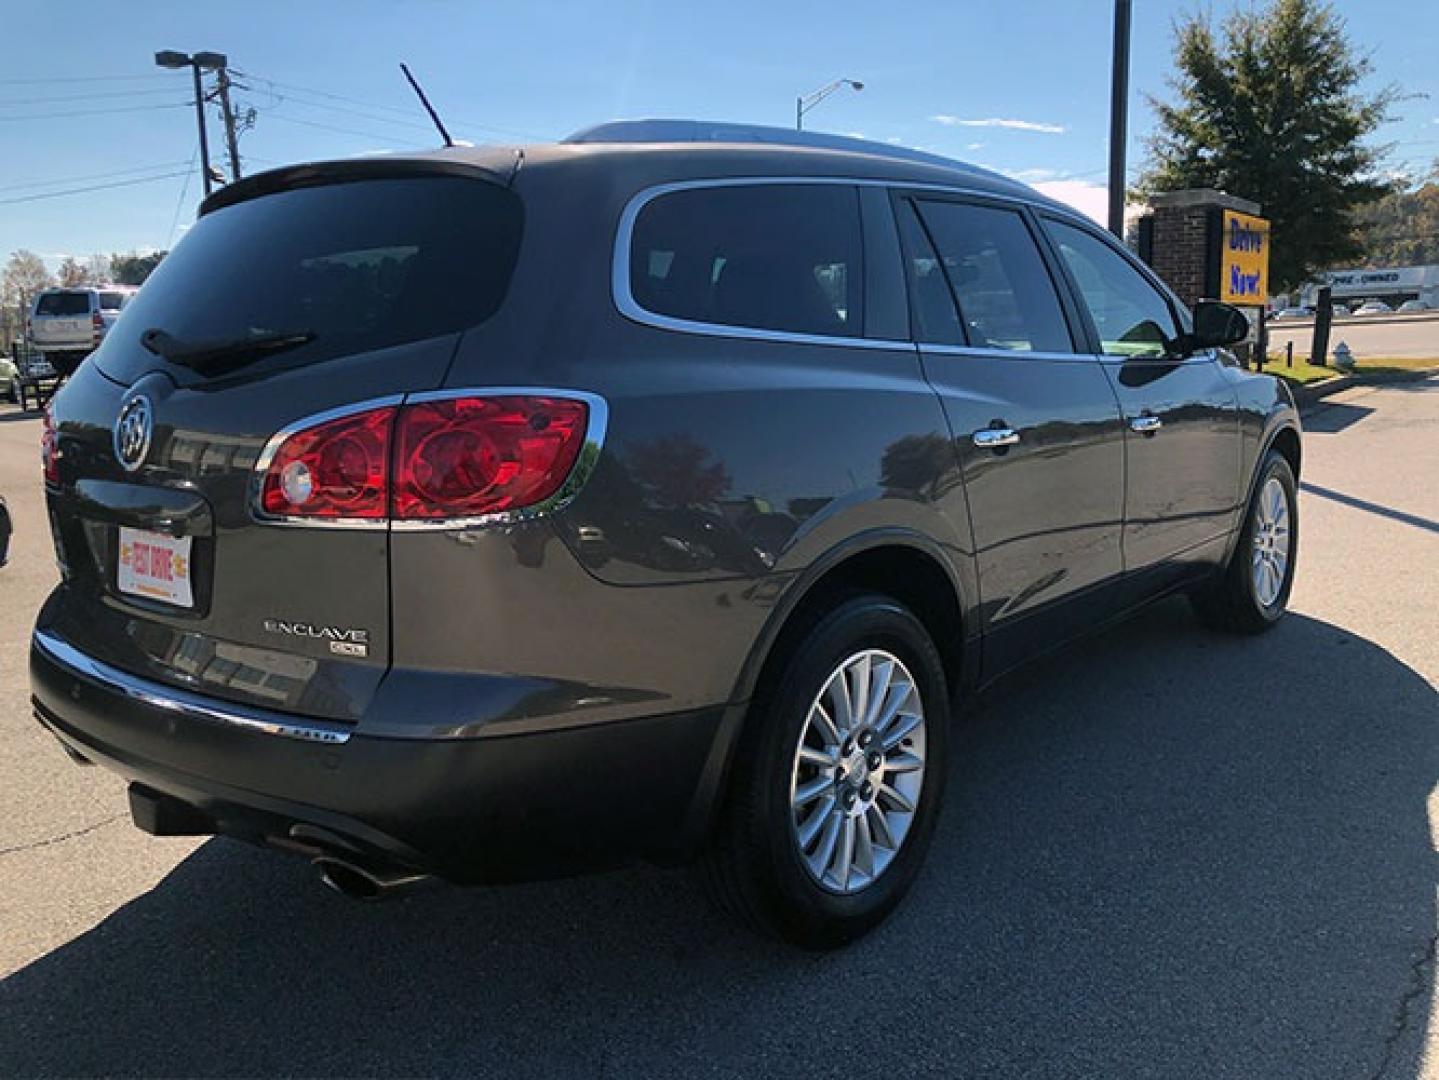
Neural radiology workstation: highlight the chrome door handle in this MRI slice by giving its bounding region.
[972,427,1020,449]
[1129,415,1163,434]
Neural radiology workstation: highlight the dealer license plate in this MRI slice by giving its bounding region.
[117,527,194,609]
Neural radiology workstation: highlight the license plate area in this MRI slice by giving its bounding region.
[117,527,195,609]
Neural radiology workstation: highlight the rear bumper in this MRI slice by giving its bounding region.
[31,628,737,882]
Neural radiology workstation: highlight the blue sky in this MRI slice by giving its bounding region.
[3,0,1436,265]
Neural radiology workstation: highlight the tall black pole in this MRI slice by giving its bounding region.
[1107,0,1132,238]
[190,61,213,197]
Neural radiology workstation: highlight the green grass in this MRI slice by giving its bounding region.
[1264,355,1439,387]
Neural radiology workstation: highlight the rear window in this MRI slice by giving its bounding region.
[97,175,523,382]
[99,291,129,310]
[36,292,92,317]
[629,184,863,339]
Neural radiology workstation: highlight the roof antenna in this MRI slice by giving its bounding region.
[399,62,454,147]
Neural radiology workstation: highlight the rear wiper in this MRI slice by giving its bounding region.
[140,327,316,374]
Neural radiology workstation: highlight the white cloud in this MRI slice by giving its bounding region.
[931,115,1066,134]
[1031,179,1109,224]
[1005,167,1059,182]
[965,141,986,151]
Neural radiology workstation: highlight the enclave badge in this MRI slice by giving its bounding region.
[263,618,370,657]
[113,395,154,473]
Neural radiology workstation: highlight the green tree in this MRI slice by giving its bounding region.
[1137,0,1396,290]
[109,250,167,286]
[1352,168,1439,267]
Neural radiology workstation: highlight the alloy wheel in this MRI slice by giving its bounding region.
[789,649,927,895]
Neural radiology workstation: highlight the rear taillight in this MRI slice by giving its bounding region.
[41,409,59,484]
[256,395,593,524]
[92,311,104,344]
[393,396,589,520]
[259,406,394,520]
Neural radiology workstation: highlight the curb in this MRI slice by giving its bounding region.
[1290,366,1439,414]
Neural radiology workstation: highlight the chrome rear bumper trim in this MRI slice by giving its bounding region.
[32,629,353,745]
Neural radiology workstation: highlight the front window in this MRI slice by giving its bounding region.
[1044,219,1181,358]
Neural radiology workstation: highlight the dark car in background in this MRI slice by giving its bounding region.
[30,122,1301,947]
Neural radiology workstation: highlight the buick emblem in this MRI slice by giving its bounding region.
[114,395,154,472]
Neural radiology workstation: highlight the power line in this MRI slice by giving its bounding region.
[263,110,431,148]
[167,146,201,248]
[0,73,171,85]
[0,160,193,194]
[238,69,549,141]
[0,102,189,122]
[0,86,183,107]
[0,170,191,206]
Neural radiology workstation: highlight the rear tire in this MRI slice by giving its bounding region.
[703,592,950,949]
[1191,450,1298,634]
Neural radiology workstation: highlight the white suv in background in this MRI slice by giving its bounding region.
[27,286,136,376]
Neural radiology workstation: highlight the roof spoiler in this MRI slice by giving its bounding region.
[199,156,505,216]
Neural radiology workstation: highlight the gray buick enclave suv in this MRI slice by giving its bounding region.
[31,121,1300,947]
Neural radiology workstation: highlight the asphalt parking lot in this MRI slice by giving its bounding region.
[1,378,1436,1078]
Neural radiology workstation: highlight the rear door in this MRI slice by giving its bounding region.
[897,194,1126,677]
[43,169,523,722]
[1039,215,1242,579]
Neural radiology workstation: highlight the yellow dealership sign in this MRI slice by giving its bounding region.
[1219,209,1270,305]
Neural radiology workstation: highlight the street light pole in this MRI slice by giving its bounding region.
[188,60,213,196]
[796,78,865,131]
[1107,0,1132,238]
[155,50,228,197]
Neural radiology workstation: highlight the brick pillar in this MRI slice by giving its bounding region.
[1135,188,1262,308]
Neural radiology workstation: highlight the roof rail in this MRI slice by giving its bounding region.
[563,119,1002,179]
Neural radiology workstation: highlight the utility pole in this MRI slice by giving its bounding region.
[214,66,243,182]
[154,51,227,196]
[1107,0,1132,238]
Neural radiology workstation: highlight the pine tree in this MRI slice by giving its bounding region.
[1137,0,1395,290]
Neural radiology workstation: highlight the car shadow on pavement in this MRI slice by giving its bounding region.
[1302,401,1376,434]
[2,599,1436,1078]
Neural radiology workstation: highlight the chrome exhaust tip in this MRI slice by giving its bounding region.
[314,856,435,901]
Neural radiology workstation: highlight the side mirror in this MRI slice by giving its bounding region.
[1190,300,1250,350]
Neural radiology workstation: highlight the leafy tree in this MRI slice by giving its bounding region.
[1352,169,1439,267]
[1137,0,1396,290]
[109,250,167,286]
[85,253,112,283]
[2,250,54,346]
[57,256,87,287]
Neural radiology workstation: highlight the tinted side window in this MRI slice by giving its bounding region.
[914,200,1073,353]
[896,199,963,345]
[1044,219,1180,358]
[630,184,863,338]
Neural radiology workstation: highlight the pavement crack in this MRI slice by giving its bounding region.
[1370,930,1439,1080]
[0,812,126,857]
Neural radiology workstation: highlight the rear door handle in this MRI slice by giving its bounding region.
[1129,415,1163,435]
[972,427,1020,449]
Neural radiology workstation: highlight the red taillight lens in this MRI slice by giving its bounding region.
[259,406,395,519]
[393,396,589,520]
[41,410,59,484]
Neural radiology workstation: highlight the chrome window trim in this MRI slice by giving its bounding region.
[613,175,1104,351]
[33,628,353,745]
[249,388,609,533]
[922,345,1100,364]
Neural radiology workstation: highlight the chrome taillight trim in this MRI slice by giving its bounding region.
[390,387,609,532]
[248,387,608,532]
[250,394,405,531]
